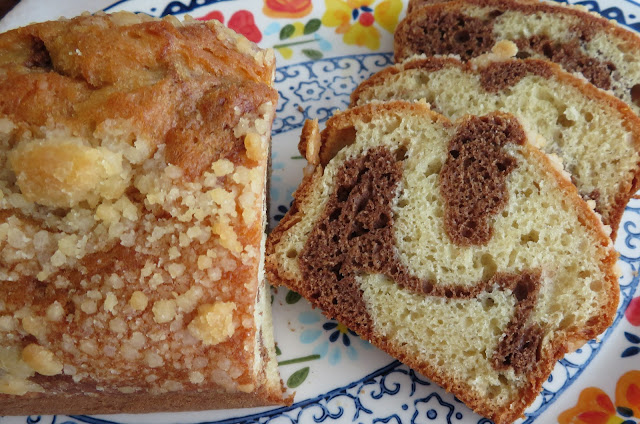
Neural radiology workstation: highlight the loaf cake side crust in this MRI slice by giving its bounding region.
[0,11,287,413]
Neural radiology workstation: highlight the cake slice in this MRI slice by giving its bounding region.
[266,102,620,424]
[395,0,640,115]
[0,12,287,414]
[351,50,640,238]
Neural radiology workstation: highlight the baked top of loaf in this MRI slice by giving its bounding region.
[265,102,620,424]
[351,51,640,239]
[0,11,286,413]
[395,0,640,116]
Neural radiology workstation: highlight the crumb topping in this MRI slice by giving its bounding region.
[188,302,237,346]
[0,12,276,397]
[21,343,63,376]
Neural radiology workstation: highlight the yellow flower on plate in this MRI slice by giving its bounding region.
[344,22,380,50]
[321,0,402,50]
[374,0,403,33]
[276,46,294,59]
[322,0,354,33]
[291,21,305,37]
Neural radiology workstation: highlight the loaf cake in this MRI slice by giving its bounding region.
[351,49,640,238]
[396,0,640,116]
[266,102,620,424]
[0,12,287,414]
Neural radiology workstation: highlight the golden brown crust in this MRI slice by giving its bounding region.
[350,56,640,239]
[0,13,277,180]
[265,104,619,424]
[0,12,274,85]
[0,11,285,413]
[164,79,278,179]
[407,0,447,12]
[319,101,452,166]
[298,118,321,165]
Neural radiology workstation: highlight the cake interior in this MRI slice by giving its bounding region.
[270,105,617,417]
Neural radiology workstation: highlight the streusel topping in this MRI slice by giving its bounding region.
[0,11,277,397]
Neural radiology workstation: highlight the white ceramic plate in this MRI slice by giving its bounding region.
[2,1,639,423]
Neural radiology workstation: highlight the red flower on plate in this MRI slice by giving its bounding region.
[197,10,262,43]
[228,11,262,43]
[199,10,224,23]
[626,296,640,326]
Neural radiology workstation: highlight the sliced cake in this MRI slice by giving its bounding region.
[395,0,640,115]
[266,102,620,424]
[0,12,287,414]
[351,50,640,238]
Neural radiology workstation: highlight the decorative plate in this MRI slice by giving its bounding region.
[2,1,640,423]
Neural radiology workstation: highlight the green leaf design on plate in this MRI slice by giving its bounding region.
[287,367,309,388]
[286,290,302,304]
[304,19,321,35]
[278,354,321,366]
[275,344,282,356]
[280,24,295,40]
[302,49,323,60]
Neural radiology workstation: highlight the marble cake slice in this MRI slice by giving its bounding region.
[266,102,620,424]
[395,0,640,116]
[350,49,640,239]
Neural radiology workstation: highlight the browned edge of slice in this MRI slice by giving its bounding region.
[265,101,620,424]
[406,0,537,14]
[349,56,640,240]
